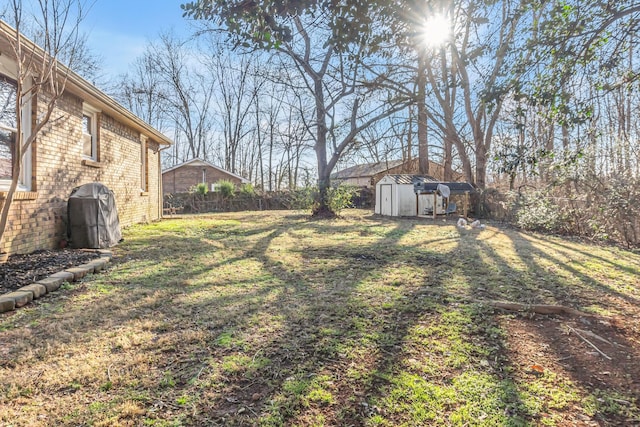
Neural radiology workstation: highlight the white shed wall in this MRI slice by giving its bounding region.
[376,177,418,217]
[375,176,395,215]
[396,184,417,216]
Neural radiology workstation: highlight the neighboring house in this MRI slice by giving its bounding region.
[371,158,463,184]
[162,159,249,194]
[0,21,172,256]
[330,160,405,187]
[331,158,462,188]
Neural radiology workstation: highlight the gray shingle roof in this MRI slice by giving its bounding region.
[414,181,476,194]
[385,174,438,184]
[331,160,405,179]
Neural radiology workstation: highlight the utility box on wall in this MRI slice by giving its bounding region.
[67,183,122,249]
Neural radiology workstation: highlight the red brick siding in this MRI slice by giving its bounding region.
[0,90,163,255]
[163,165,243,194]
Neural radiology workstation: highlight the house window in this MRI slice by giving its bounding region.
[0,74,32,191]
[82,104,99,160]
[140,135,148,192]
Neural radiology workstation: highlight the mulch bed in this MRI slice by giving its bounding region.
[0,249,101,294]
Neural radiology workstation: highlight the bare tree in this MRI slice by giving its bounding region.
[0,0,89,253]
[208,47,259,174]
[112,52,168,131]
[150,32,216,162]
[419,0,531,188]
[267,16,408,214]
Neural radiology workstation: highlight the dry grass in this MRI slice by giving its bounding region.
[1,210,639,426]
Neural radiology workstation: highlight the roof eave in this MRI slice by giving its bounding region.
[163,158,250,183]
[0,20,173,146]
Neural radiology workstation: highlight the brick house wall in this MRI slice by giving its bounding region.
[163,161,246,194]
[0,91,165,255]
[0,27,171,255]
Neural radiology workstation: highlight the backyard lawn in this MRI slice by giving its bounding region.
[1,210,639,426]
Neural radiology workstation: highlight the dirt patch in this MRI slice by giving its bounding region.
[500,314,640,425]
[0,249,100,294]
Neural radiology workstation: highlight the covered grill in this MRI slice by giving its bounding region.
[67,182,122,249]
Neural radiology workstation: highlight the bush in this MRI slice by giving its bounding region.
[591,175,640,247]
[514,192,566,233]
[484,173,640,247]
[290,186,316,211]
[192,182,208,196]
[239,183,256,196]
[327,184,357,215]
[217,180,236,198]
[289,184,357,215]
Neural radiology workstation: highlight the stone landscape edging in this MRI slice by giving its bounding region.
[0,249,112,314]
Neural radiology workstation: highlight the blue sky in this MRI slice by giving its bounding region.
[80,1,192,77]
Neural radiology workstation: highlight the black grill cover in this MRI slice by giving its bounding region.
[67,183,122,249]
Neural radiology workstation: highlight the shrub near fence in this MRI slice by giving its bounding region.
[165,191,295,214]
[164,186,375,216]
[480,176,640,248]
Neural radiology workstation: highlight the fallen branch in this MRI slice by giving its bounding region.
[567,325,612,360]
[416,290,608,320]
[574,328,614,346]
[486,301,600,318]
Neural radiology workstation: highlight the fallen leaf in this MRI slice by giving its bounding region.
[530,364,544,373]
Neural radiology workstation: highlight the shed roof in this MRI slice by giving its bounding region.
[382,174,438,185]
[379,174,475,193]
[414,181,476,194]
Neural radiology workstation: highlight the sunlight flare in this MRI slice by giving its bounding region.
[419,14,451,48]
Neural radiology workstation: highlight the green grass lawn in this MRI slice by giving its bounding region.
[1,210,639,426]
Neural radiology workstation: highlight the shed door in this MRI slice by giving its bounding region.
[380,184,393,216]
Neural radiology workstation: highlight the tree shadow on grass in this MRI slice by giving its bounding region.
[452,225,640,425]
[2,212,638,426]
[186,216,532,425]
[0,215,536,425]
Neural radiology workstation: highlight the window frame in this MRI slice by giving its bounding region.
[140,135,148,192]
[81,103,100,161]
[0,71,32,192]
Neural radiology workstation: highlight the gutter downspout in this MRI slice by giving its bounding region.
[158,145,171,219]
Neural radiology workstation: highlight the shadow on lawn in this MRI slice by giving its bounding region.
[454,226,640,425]
[179,216,530,425]
[1,212,638,426]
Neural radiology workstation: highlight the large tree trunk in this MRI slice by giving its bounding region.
[313,78,334,216]
[475,135,488,189]
[443,136,453,181]
[417,55,429,176]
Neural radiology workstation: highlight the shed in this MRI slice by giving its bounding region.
[375,174,475,217]
[67,183,122,249]
[375,175,437,216]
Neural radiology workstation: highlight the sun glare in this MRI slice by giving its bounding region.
[419,14,451,48]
